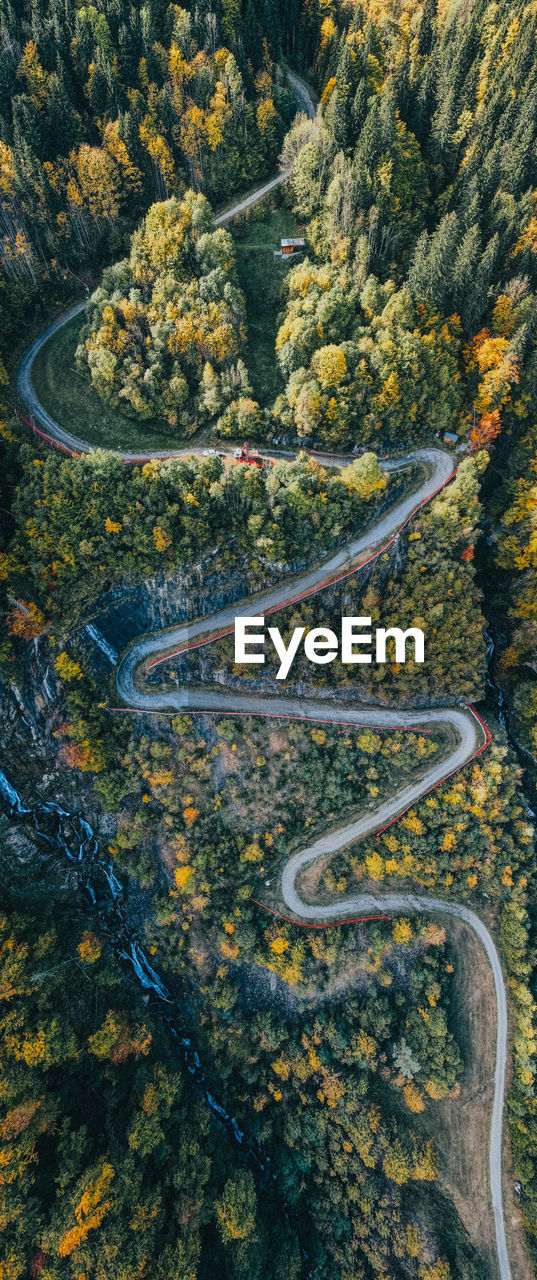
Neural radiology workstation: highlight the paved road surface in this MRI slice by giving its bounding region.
[16,70,315,461]
[286,70,316,119]
[17,59,511,1273]
[113,446,511,1280]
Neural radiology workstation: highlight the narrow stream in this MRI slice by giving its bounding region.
[0,611,528,1274]
[0,768,272,1174]
[485,625,509,731]
[484,625,537,790]
[478,446,537,789]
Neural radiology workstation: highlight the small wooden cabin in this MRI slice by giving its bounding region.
[281,238,305,255]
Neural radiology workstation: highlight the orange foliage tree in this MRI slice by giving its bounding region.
[6,599,45,639]
[58,1162,115,1257]
[470,408,502,450]
[465,317,521,449]
[59,739,103,772]
[88,1011,151,1064]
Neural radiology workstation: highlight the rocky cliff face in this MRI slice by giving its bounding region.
[0,550,304,844]
[0,635,113,840]
[77,553,307,679]
[1,638,59,776]
[75,474,411,667]
[0,808,78,900]
[0,483,412,809]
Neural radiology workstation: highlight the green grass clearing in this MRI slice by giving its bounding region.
[31,205,302,448]
[232,205,301,407]
[31,313,183,452]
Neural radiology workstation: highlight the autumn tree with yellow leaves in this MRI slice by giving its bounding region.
[77,191,248,434]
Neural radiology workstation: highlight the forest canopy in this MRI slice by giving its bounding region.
[3,0,537,1278]
[76,191,248,430]
[0,0,293,336]
[275,265,462,444]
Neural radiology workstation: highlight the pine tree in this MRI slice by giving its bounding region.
[244,0,263,69]
[408,212,460,311]
[46,70,80,155]
[332,43,354,153]
[352,79,368,139]
[418,0,437,57]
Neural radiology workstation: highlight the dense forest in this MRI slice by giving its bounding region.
[272,0,537,451]
[0,0,296,363]
[2,0,537,1279]
[0,841,307,1280]
[2,0,537,447]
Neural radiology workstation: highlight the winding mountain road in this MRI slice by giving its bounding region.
[16,61,512,1272]
[113,447,511,1280]
[15,70,316,462]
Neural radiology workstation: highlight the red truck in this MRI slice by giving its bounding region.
[233,441,267,468]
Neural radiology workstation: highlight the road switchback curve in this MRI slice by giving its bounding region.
[16,62,511,1272]
[114,447,511,1280]
[16,71,316,462]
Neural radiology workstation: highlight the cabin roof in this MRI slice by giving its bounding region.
[281,238,305,247]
